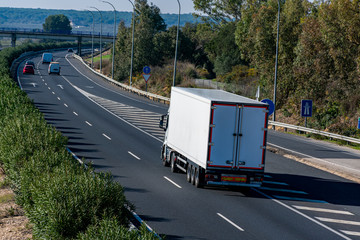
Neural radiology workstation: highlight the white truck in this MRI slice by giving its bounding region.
[160,87,269,188]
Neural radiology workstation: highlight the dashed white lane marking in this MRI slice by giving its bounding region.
[57,97,61,100]
[52,91,55,95]
[48,87,51,90]
[73,112,78,116]
[163,176,182,189]
[315,217,360,226]
[85,121,92,126]
[217,213,244,232]
[128,151,140,160]
[293,206,354,215]
[45,83,47,85]
[102,134,111,140]
[64,104,68,108]
[340,230,360,236]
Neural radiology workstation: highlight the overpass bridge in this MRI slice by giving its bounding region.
[0,28,115,55]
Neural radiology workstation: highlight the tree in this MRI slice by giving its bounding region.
[193,0,244,24]
[43,14,72,34]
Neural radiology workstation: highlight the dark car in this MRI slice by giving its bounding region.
[23,64,35,74]
[67,48,74,52]
[25,60,35,69]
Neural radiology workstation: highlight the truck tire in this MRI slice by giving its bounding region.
[162,146,169,167]
[195,167,203,188]
[170,153,177,173]
[191,165,196,185]
[186,164,191,182]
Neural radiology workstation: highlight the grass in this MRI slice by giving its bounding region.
[0,193,14,204]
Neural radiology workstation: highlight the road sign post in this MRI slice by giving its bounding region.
[301,100,313,127]
[142,66,151,92]
[358,117,360,130]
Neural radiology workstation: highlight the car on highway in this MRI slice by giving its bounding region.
[25,60,35,69]
[23,64,35,74]
[67,48,73,52]
[48,62,61,75]
[42,52,53,64]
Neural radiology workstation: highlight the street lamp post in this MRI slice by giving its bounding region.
[91,6,103,74]
[127,0,136,87]
[172,0,181,87]
[101,0,117,79]
[273,0,281,122]
[86,10,95,68]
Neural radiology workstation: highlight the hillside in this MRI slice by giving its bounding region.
[0,7,198,34]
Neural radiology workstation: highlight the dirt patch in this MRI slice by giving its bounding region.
[0,168,32,240]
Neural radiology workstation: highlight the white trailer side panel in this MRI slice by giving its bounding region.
[166,89,211,169]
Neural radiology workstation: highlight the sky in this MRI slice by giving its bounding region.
[0,0,196,14]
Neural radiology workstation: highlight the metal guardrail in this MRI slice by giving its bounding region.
[269,120,360,145]
[73,54,170,104]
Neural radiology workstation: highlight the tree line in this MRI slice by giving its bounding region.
[113,0,360,137]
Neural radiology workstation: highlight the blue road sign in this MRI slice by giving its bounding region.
[301,100,313,117]
[143,66,151,74]
[358,117,360,130]
[261,99,274,116]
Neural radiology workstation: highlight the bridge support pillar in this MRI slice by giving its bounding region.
[11,33,16,47]
[77,37,82,56]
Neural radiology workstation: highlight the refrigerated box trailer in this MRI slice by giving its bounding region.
[160,87,269,188]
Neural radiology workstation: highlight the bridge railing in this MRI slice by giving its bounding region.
[0,27,115,37]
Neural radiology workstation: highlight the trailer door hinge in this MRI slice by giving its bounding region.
[209,142,214,146]
[211,106,217,110]
[262,128,268,131]
[263,109,269,113]
[259,164,265,167]
[210,124,215,128]
[260,146,266,149]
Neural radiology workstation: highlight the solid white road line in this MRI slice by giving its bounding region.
[163,176,182,189]
[315,217,360,226]
[73,112,78,116]
[293,206,354,215]
[102,134,111,140]
[273,195,328,204]
[85,121,92,126]
[252,188,351,240]
[217,213,244,232]
[340,230,360,236]
[128,151,141,160]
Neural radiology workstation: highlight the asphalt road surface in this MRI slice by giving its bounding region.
[17,51,360,240]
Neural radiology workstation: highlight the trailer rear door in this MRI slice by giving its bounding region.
[208,104,268,169]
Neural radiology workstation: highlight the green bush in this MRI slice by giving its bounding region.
[0,43,155,239]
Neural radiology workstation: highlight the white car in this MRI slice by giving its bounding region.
[48,62,61,75]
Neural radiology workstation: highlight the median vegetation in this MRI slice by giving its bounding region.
[0,43,158,239]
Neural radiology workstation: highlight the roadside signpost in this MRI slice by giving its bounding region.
[358,117,360,130]
[301,99,313,127]
[142,66,151,92]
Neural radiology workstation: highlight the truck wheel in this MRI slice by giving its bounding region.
[186,164,191,182]
[161,146,169,167]
[191,166,196,185]
[170,153,177,173]
[195,168,203,188]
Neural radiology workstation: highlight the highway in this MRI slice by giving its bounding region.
[18,51,360,240]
